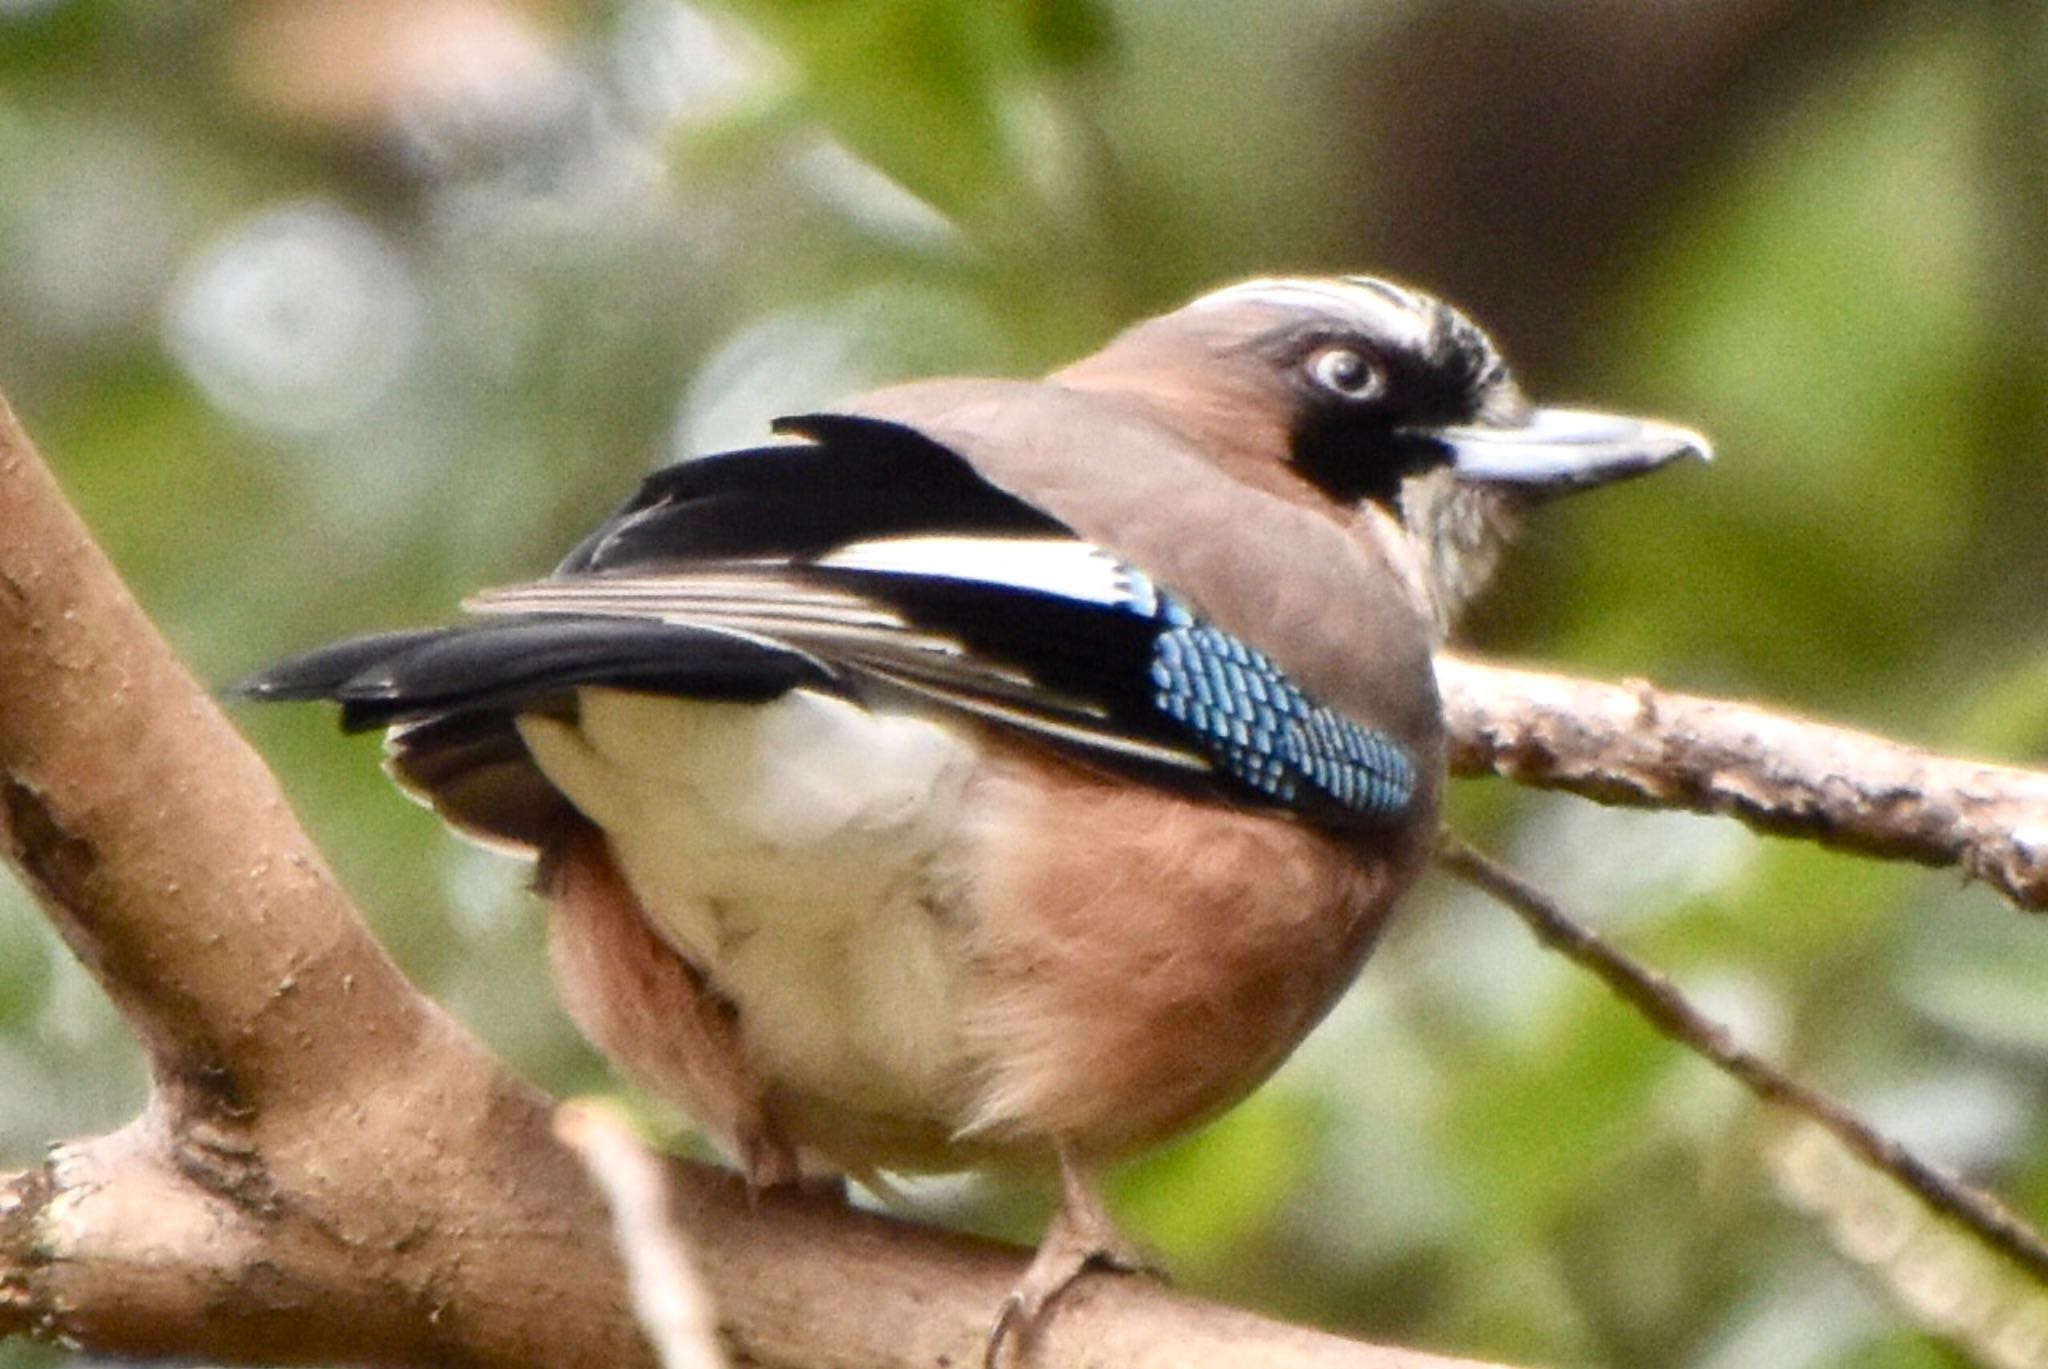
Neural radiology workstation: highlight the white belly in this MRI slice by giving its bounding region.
[517,687,982,1123]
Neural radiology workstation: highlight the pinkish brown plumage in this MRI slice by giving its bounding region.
[955,741,1425,1156]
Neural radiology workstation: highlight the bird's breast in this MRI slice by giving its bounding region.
[952,738,1430,1157]
[518,684,1433,1174]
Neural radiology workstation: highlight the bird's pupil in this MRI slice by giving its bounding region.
[1310,346,1376,397]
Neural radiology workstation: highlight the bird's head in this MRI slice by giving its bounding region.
[1056,275,1709,633]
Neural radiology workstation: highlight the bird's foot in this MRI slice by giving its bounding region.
[985,1228,1156,1368]
[984,1153,1161,1368]
[738,1127,835,1205]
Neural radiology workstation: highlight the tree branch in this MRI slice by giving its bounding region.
[1438,655,2048,911]
[1437,836,2048,1290]
[0,392,1507,1366]
[0,390,644,1365]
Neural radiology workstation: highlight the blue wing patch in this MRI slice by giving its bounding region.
[1148,619,1416,821]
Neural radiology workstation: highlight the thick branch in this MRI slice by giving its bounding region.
[1438,655,2048,910]
[0,426,418,1110]
[3,1129,1487,1369]
[0,393,1506,1365]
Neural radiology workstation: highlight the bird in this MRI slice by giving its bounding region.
[236,274,1707,1356]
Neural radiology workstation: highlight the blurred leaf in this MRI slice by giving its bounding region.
[0,1337,67,1369]
[1704,842,1913,970]
[0,0,121,78]
[1902,913,2048,1057]
[1938,652,2048,760]
[1116,1086,1321,1271]
[708,0,1037,220]
[1439,980,1680,1236]
[0,889,52,1030]
[1017,0,1111,68]
[1828,1332,1973,1369]
[1553,24,1988,708]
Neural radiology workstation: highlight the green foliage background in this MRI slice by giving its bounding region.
[3,3,2046,1366]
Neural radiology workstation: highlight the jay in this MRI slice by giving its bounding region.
[239,275,1706,1348]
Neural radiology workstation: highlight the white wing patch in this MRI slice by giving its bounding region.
[817,534,1162,612]
[463,534,1218,780]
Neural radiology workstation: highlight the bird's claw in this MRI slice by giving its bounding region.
[985,1291,1030,1369]
[982,1234,1160,1368]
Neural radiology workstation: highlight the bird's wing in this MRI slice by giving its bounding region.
[238,394,1417,837]
[553,408,1068,573]
[471,524,1416,826]
[470,532,1219,781]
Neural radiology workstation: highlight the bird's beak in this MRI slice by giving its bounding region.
[1432,407,1711,493]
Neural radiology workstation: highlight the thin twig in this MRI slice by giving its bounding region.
[1436,832,2048,1289]
[556,1103,728,1369]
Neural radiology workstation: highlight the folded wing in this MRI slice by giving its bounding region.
[237,408,1416,848]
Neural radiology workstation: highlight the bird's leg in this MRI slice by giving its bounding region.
[986,1145,1157,1367]
[542,824,803,1195]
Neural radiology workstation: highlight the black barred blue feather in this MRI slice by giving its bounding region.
[1149,619,1415,821]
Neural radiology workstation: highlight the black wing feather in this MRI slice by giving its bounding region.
[381,708,573,849]
[558,414,1064,574]
[237,416,1076,850]
[236,618,836,733]
[802,563,1185,753]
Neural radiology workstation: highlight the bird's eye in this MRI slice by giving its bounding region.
[1307,345,1382,401]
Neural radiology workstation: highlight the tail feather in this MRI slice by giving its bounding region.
[383,709,573,852]
[234,617,839,732]
[235,616,843,851]
[230,629,452,706]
